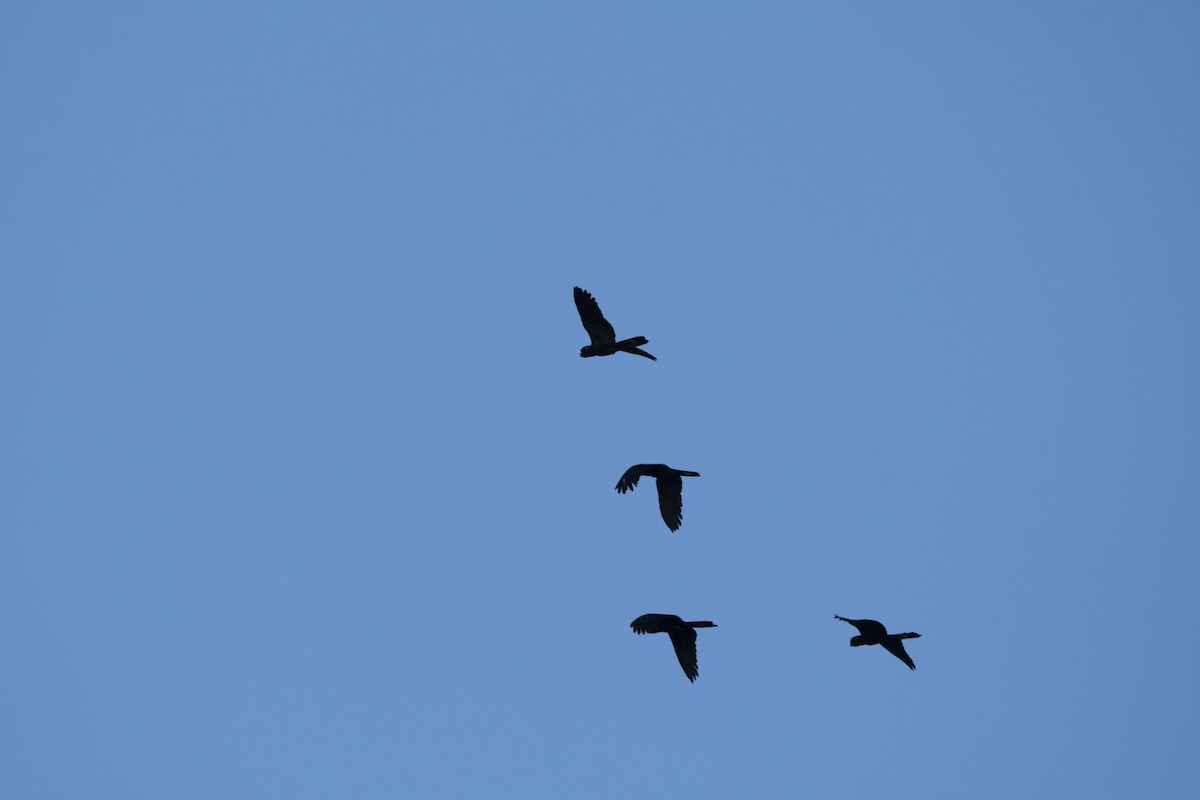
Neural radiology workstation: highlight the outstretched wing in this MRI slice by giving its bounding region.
[656,474,684,532]
[630,613,681,634]
[881,638,917,670]
[574,287,616,346]
[615,465,650,494]
[666,627,700,682]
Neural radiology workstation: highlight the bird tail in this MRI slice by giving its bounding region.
[687,621,717,628]
[895,632,921,640]
[616,337,657,361]
[677,470,700,477]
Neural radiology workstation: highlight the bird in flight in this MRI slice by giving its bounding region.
[573,286,656,361]
[615,464,701,532]
[631,614,717,682]
[834,615,922,670]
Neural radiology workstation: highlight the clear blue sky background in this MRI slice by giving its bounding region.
[4,3,1198,798]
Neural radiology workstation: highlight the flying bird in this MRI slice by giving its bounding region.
[615,464,701,532]
[573,286,656,361]
[630,613,717,682]
[834,615,922,670]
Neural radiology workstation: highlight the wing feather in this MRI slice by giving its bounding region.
[630,613,679,634]
[881,638,917,670]
[667,627,700,682]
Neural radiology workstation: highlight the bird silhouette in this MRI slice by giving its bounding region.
[615,464,701,532]
[630,614,717,682]
[574,286,656,361]
[834,615,922,670]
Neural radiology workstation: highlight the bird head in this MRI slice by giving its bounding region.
[849,635,866,647]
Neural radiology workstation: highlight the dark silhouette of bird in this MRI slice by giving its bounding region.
[834,615,922,670]
[630,614,717,682]
[615,464,701,532]
[573,286,656,361]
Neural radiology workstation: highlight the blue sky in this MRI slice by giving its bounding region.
[3,3,1199,797]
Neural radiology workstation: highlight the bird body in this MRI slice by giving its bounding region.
[834,615,921,670]
[615,464,701,532]
[631,613,717,682]
[574,286,656,360]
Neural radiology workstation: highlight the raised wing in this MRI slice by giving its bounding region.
[881,638,917,670]
[835,615,887,638]
[666,627,700,682]
[574,286,616,346]
[656,474,684,532]
[615,465,651,494]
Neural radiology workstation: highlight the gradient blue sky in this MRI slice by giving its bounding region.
[4,3,1199,798]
